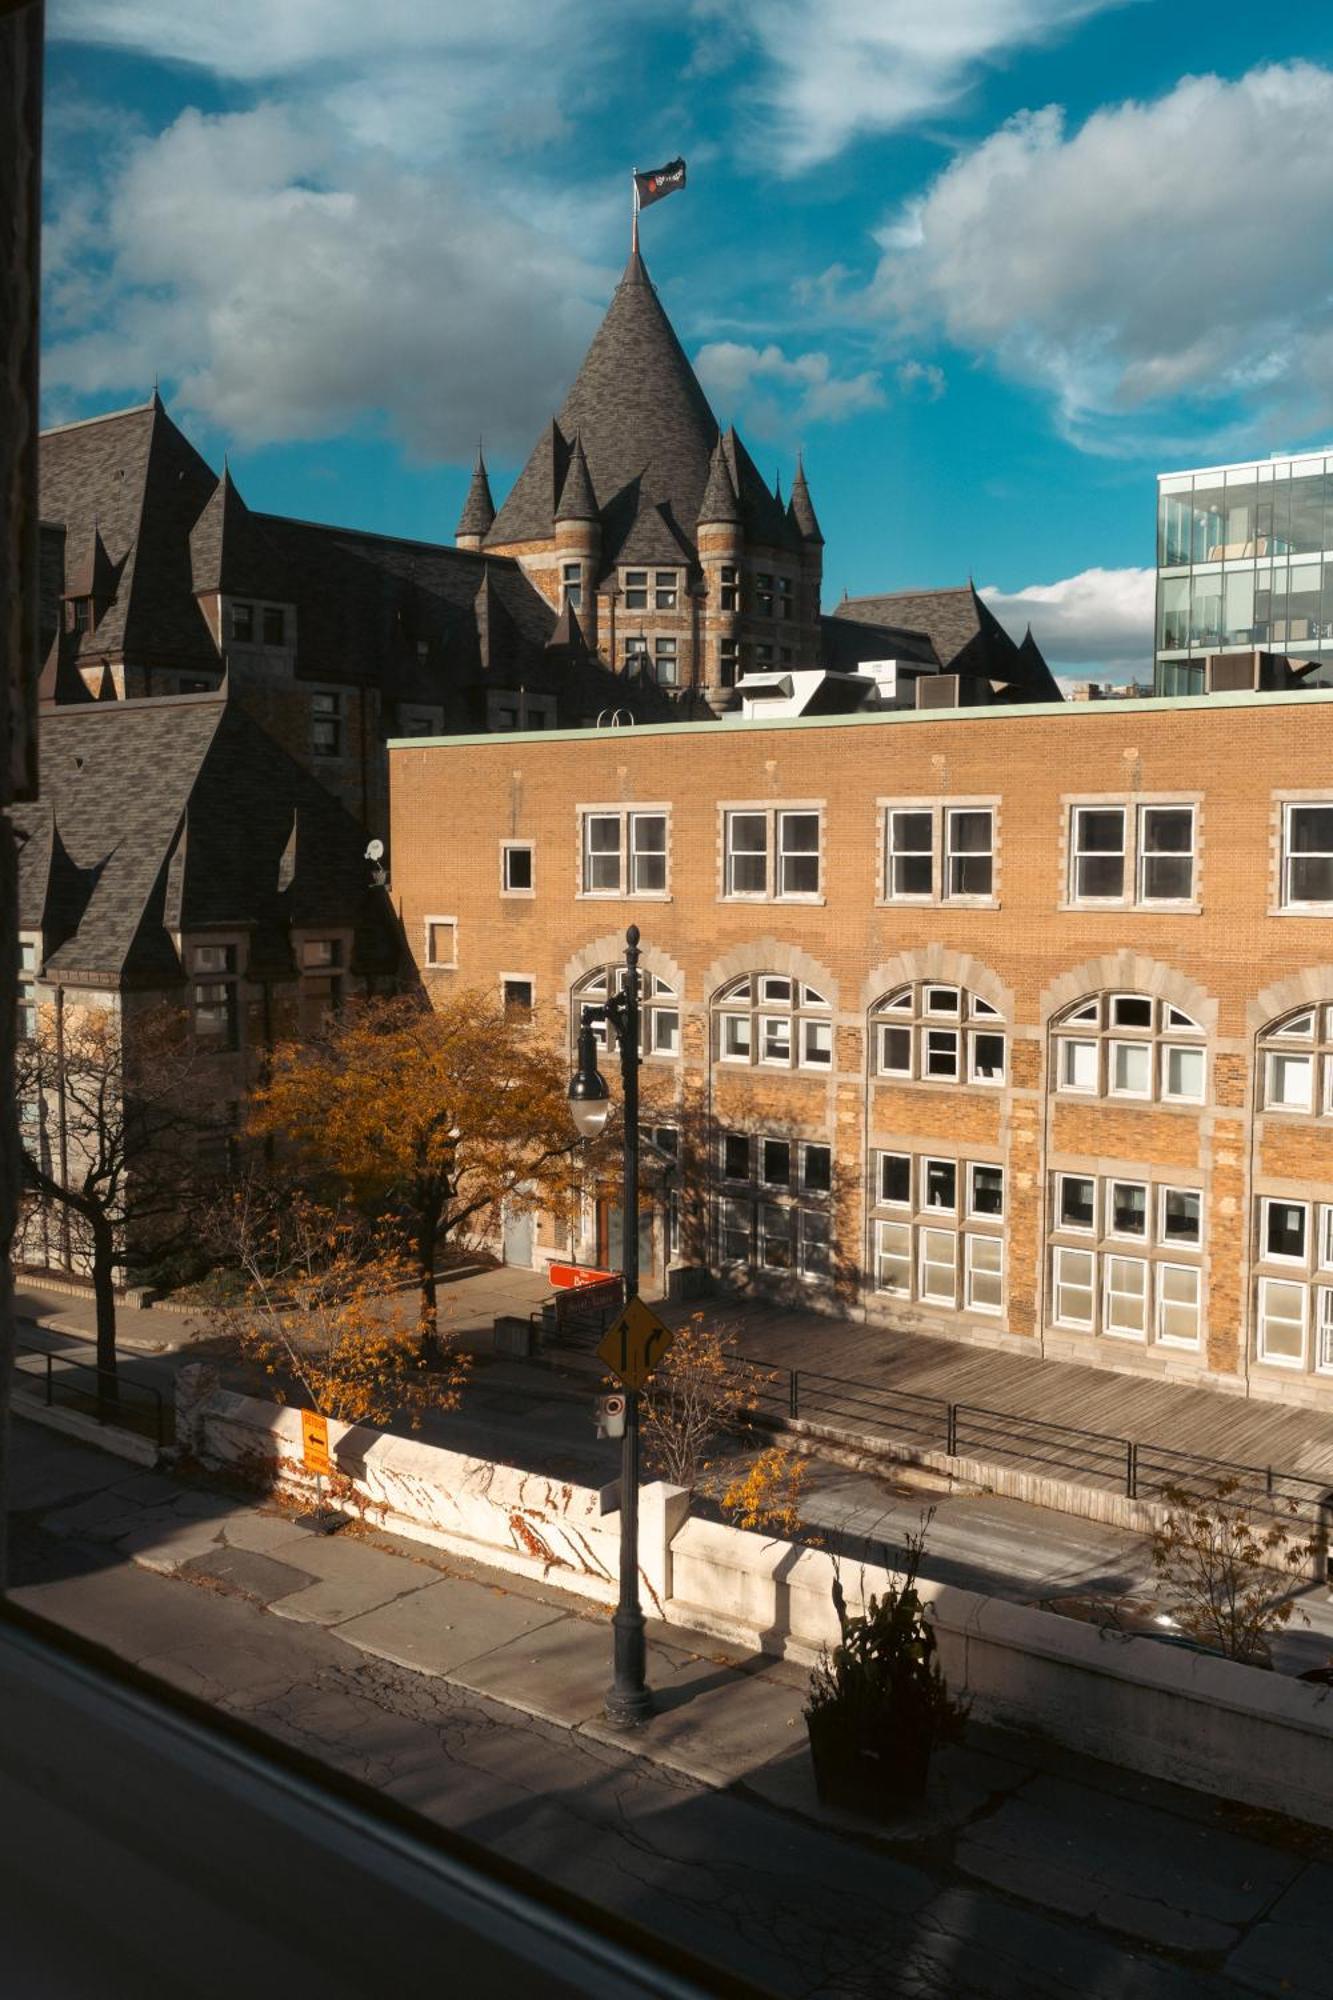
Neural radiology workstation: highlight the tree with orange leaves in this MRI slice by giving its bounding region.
[247,991,581,1341]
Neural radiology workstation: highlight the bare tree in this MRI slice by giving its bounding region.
[1150,1479,1320,1666]
[17,996,214,1399]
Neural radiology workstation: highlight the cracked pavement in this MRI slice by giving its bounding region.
[6,1416,1331,2000]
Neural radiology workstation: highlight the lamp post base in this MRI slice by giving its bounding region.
[604,1606,654,1728]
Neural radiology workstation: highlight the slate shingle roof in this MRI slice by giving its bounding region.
[554,436,599,523]
[788,457,822,545]
[834,585,1061,699]
[12,696,400,985]
[487,250,738,568]
[454,452,496,540]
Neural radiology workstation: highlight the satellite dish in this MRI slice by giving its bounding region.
[365,838,385,862]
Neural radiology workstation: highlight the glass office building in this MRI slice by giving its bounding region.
[1156,450,1333,694]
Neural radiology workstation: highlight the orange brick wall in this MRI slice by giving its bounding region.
[391,694,1333,1405]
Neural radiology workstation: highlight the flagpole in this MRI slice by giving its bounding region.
[631,168,640,256]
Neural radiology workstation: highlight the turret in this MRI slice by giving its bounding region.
[697,435,743,715]
[455,449,496,551]
[553,435,601,650]
[787,452,824,636]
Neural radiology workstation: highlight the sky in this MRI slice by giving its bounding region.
[40,2,1333,678]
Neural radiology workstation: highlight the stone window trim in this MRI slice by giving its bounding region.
[575,803,672,902]
[189,933,245,1054]
[717,1193,833,1285]
[868,1148,1006,1317]
[1049,990,1208,1108]
[424,915,458,971]
[875,795,1001,910]
[1252,1194,1333,1373]
[570,962,681,1063]
[869,982,1007,1089]
[716,799,826,906]
[712,971,833,1073]
[500,840,536,898]
[1057,792,1203,915]
[1269,791,1333,917]
[718,1130,835,1199]
[1047,1167,1205,1350]
[500,973,536,1023]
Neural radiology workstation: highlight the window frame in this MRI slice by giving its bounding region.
[880,799,998,908]
[500,841,535,897]
[424,916,458,970]
[1064,797,1200,910]
[721,804,824,904]
[1280,801,1333,913]
[577,806,670,900]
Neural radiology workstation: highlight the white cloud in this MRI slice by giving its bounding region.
[979,566,1154,673]
[41,105,609,458]
[710,0,1120,170]
[867,62,1333,449]
[694,339,884,434]
[896,359,946,400]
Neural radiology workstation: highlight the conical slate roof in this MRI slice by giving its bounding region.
[487,249,719,552]
[788,456,823,544]
[455,451,496,539]
[698,437,741,526]
[554,436,598,523]
[189,467,287,600]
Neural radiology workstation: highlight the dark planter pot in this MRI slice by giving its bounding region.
[805,1707,932,1818]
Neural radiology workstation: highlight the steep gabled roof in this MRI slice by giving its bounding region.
[39,397,219,673]
[834,584,1062,699]
[189,466,289,600]
[487,249,719,552]
[14,697,401,984]
[698,436,741,526]
[455,451,496,540]
[721,428,800,551]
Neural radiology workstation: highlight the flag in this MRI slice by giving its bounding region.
[634,158,686,210]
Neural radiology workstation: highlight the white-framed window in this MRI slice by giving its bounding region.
[719,565,739,612]
[871,984,1006,1087]
[561,561,582,610]
[501,842,534,895]
[1258,1006,1333,1116]
[1317,1287,1333,1374]
[1047,1169,1203,1347]
[883,802,996,904]
[571,964,679,1061]
[425,917,457,970]
[1280,803,1333,910]
[653,635,678,686]
[1067,801,1198,907]
[871,1151,1004,1317]
[714,974,831,1072]
[579,808,669,897]
[1258,1277,1307,1367]
[17,936,37,1042]
[722,807,822,901]
[713,1128,833,1283]
[1050,993,1206,1105]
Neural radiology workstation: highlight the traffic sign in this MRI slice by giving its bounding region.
[596,1295,675,1392]
[301,1409,333,1478]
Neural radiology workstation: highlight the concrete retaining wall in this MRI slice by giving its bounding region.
[183,1380,1333,1829]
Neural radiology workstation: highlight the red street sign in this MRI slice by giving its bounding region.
[548,1263,615,1290]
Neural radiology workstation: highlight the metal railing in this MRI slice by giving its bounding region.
[729,1356,1333,1525]
[13,1343,169,1449]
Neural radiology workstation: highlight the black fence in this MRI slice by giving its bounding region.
[13,1344,169,1449]
[730,1356,1333,1525]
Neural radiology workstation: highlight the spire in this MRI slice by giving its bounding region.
[455,449,496,543]
[788,452,823,544]
[546,598,586,652]
[697,435,741,526]
[554,435,598,523]
[773,468,783,506]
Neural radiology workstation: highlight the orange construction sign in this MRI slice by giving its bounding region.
[301,1409,333,1478]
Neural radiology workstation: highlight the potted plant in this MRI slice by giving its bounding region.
[804,1525,966,1815]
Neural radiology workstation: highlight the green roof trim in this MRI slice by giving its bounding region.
[388,684,1333,753]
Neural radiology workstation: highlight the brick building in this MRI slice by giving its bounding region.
[390,686,1333,1408]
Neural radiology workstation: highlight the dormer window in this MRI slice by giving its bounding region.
[262,605,286,646]
[624,570,648,610]
[229,601,254,643]
[654,571,678,611]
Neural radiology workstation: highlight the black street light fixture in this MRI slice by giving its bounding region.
[567,922,653,1728]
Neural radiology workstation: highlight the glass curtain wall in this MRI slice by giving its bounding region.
[1155,455,1333,693]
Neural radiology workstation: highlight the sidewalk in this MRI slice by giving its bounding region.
[7,1414,1331,2000]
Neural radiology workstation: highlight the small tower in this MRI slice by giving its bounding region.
[455,449,496,551]
[697,434,743,714]
[787,452,824,633]
[553,435,601,652]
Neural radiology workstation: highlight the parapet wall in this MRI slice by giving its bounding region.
[181,1374,1333,1831]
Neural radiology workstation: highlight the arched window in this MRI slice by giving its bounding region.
[713,974,831,1072]
[1050,992,1204,1104]
[870,984,1005,1086]
[1258,1006,1333,1115]
[571,964,679,1058]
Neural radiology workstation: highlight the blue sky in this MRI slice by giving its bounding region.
[41,3,1333,675]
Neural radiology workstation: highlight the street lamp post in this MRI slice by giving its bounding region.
[567,923,653,1727]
